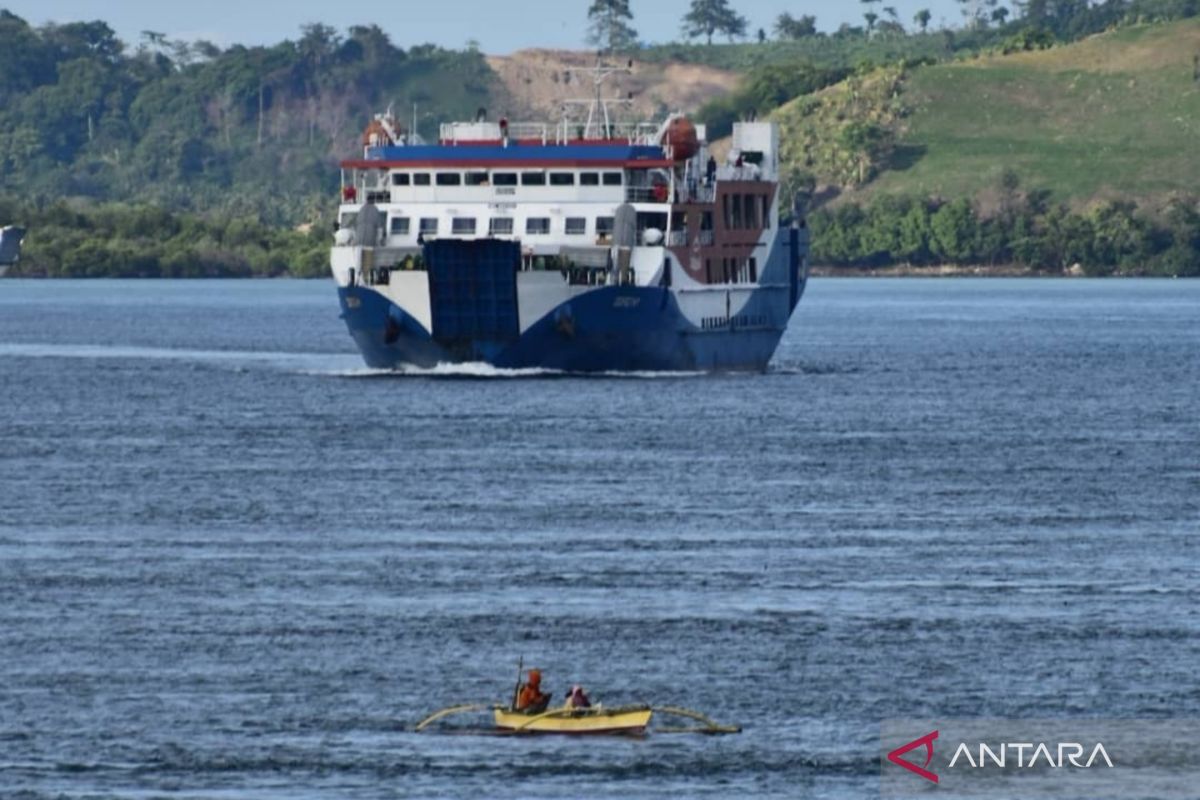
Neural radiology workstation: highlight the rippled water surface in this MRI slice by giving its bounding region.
[1,278,1198,799]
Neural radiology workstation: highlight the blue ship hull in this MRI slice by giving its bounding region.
[338,283,796,372]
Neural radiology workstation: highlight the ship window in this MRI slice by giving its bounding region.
[493,172,518,186]
[452,217,476,235]
[743,194,758,229]
[580,172,600,186]
[521,172,546,186]
[761,196,770,228]
[596,216,615,236]
[391,172,410,186]
[489,217,514,235]
[549,173,575,186]
[390,217,411,235]
[749,257,758,283]
[565,217,587,235]
[602,172,623,186]
[731,196,743,229]
[704,259,713,283]
[419,218,438,235]
[413,173,431,186]
[722,196,732,228]
[525,217,551,235]
[436,172,462,186]
[701,211,713,231]
[465,171,489,186]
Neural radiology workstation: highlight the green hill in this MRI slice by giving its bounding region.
[776,19,1200,207]
[0,12,495,224]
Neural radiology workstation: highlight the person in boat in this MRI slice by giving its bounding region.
[566,684,591,709]
[515,668,550,713]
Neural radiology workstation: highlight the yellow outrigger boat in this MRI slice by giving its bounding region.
[414,662,739,737]
[493,704,653,735]
[415,701,737,737]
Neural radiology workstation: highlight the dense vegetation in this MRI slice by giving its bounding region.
[809,180,1200,276]
[0,197,327,278]
[0,11,492,223]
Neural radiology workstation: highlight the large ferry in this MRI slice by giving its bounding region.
[331,69,810,372]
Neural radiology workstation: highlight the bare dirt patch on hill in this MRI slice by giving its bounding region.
[486,50,740,121]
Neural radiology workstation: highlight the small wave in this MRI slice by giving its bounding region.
[327,362,711,380]
[0,343,360,373]
[768,361,858,376]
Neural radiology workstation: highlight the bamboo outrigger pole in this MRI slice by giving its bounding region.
[650,705,741,735]
[413,704,488,732]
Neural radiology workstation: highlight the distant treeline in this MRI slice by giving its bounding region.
[1,199,328,278]
[810,186,1200,276]
[0,11,490,224]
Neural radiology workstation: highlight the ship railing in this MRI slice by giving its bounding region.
[697,230,715,246]
[667,231,688,247]
[677,184,716,204]
[439,121,662,146]
[626,186,670,203]
[716,165,765,182]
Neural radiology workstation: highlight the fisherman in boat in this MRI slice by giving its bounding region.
[566,684,591,709]
[515,668,550,713]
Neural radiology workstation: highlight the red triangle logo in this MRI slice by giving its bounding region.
[887,730,939,784]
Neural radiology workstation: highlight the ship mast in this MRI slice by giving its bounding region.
[561,55,634,140]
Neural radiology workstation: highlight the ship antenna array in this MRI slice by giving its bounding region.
[561,54,635,140]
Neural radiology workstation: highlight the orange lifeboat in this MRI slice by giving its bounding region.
[362,120,392,148]
[663,117,699,162]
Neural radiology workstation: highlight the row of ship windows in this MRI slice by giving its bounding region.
[391,171,625,188]
[390,216,617,237]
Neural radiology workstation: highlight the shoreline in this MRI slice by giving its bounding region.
[2,267,1190,280]
[810,264,1073,278]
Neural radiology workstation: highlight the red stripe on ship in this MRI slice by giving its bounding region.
[340,159,676,169]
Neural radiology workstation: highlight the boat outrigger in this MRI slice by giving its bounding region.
[416,702,739,737]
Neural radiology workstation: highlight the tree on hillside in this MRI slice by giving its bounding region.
[775,13,818,40]
[991,6,1011,25]
[587,0,638,53]
[861,0,883,34]
[914,8,933,32]
[682,0,748,45]
[881,6,904,34]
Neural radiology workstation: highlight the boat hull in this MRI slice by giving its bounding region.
[338,280,799,373]
[493,706,652,735]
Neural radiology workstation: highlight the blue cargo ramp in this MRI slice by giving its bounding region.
[425,239,520,350]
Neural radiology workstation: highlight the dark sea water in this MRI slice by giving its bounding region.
[1,278,1197,799]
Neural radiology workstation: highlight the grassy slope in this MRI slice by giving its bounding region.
[640,31,962,72]
[780,19,1200,206]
